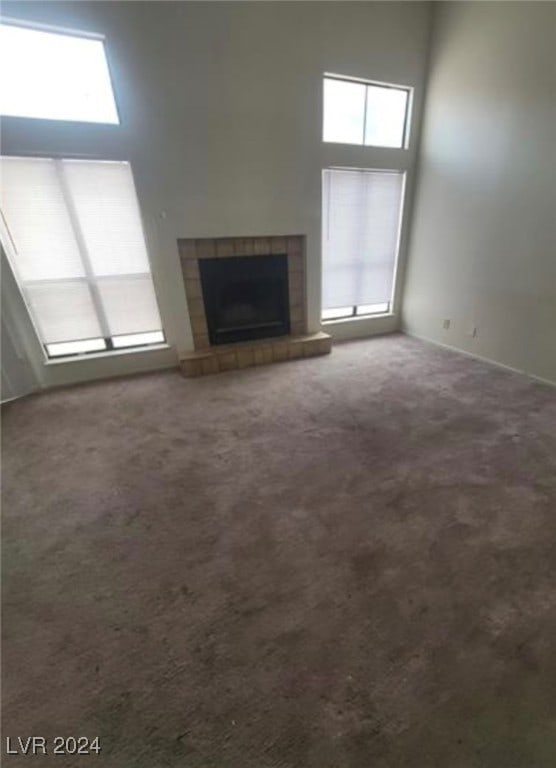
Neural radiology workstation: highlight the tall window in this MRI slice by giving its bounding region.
[323,75,411,149]
[0,157,164,358]
[321,72,412,322]
[0,21,119,124]
[322,169,404,321]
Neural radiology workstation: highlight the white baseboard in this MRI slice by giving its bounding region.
[403,331,556,389]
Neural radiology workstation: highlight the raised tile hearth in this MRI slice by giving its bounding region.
[180,331,332,377]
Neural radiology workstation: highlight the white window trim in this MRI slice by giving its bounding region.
[1,155,167,363]
[321,65,415,326]
[2,16,106,41]
[320,166,407,324]
[44,342,170,366]
[0,18,122,125]
[323,72,414,150]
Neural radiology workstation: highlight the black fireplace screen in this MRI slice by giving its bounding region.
[199,254,290,345]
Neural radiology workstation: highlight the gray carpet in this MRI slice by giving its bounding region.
[3,334,556,767]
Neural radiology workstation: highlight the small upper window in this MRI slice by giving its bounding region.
[0,21,119,124]
[323,75,411,149]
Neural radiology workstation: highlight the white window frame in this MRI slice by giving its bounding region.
[321,166,406,324]
[321,71,414,325]
[0,18,121,125]
[0,18,167,364]
[0,154,166,361]
[323,73,413,150]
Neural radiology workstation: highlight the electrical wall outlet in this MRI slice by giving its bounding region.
[442,318,451,330]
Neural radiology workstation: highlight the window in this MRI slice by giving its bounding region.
[323,75,411,149]
[0,157,164,358]
[321,168,404,321]
[0,21,119,124]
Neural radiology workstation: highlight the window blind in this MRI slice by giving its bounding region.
[322,168,404,310]
[0,157,163,353]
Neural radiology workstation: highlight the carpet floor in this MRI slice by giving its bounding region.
[2,334,556,767]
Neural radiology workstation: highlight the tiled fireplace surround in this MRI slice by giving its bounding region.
[178,235,331,376]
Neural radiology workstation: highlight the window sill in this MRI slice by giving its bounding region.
[322,312,395,326]
[44,343,171,366]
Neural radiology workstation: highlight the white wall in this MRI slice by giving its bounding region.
[402,2,556,384]
[1,252,39,401]
[1,1,431,388]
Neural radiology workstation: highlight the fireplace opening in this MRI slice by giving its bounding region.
[199,253,290,345]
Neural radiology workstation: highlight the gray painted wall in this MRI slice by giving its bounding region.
[402,2,556,384]
[1,1,431,388]
[1,252,38,402]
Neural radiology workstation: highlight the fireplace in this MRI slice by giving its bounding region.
[199,253,290,345]
[178,235,332,377]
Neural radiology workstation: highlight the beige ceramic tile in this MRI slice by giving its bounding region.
[232,238,247,256]
[237,347,255,368]
[272,342,289,362]
[216,239,235,258]
[253,347,265,365]
[218,351,237,371]
[286,236,302,256]
[182,358,203,377]
[302,339,320,357]
[288,342,304,360]
[185,279,203,300]
[239,238,254,255]
[193,333,210,350]
[254,237,270,254]
[182,260,200,280]
[201,357,219,375]
[270,237,287,254]
[288,270,304,293]
[179,239,197,260]
[288,253,303,273]
[190,315,208,336]
[196,239,216,259]
[289,285,304,307]
[188,297,205,318]
[318,338,332,354]
[261,346,273,365]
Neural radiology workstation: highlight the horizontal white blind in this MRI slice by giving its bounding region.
[322,169,404,310]
[25,281,102,343]
[0,158,85,280]
[97,276,162,336]
[0,157,163,349]
[62,161,151,276]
